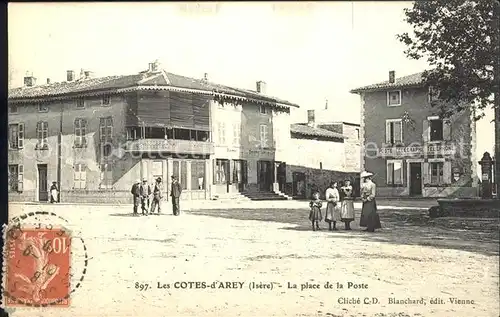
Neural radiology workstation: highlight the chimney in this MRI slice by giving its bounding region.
[67,70,75,82]
[307,110,315,127]
[203,73,208,81]
[83,70,94,79]
[46,78,51,84]
[389,70,395,84]
[256,81,267,94]
[148,60,159,72]
[24,75,36,87]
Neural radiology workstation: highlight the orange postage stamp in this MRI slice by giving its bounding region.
[4,225,71,307]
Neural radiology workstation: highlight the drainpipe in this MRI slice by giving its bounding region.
[57,102,63,202]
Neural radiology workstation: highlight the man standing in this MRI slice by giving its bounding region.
[170,175,182,216]
[140,178,151,215]
[131,179,141,216]
[150,177,163,214]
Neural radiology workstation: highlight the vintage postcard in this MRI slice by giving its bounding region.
[4,1,499,316]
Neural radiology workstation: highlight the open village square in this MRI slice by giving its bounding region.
[5,1,500,317]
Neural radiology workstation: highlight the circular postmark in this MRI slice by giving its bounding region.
[2,210,89,307]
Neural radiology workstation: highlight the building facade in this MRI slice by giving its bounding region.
[351,71,478,198]
[7,62,298,203]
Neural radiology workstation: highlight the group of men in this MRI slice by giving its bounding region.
[131,175,183,216]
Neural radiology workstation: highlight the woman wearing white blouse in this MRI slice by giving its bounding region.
[324,181,342,231]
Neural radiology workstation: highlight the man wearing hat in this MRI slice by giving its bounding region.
[130,179,141,215]
[170,175,183,216]
[359,171,381,232]
[150,177,163,214]
[139,177,152,215]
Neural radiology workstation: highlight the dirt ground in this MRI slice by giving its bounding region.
[5,200,500,317]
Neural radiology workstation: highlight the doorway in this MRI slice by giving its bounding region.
[277,162,286,192]
[409,162,422,196]
[292,172,306,198]
[257,160,273,191]
[38,164,48,202]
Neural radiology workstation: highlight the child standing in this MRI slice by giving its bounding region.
[309,191,323,231]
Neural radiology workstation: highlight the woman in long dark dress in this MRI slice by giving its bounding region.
[359,171,381,232]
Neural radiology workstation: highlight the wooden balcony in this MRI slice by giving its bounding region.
[125,139,215,154]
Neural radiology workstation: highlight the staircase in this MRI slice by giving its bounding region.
[241,190,292,201]
[212,193,251,202]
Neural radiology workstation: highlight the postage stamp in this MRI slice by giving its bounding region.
[4,223,72,307]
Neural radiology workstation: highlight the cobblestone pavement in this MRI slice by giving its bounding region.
[6,200,499,317]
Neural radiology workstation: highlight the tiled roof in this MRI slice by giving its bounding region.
[290,123,347,140]
[350,72,425,93]
[8,70,298,107]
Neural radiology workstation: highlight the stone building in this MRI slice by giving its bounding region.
[7,62,298,203]
[350,71,478,197]
[285,110,361,199]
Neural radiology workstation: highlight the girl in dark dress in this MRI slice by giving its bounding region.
[309,191,322,231]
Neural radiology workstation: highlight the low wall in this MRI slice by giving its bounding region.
[437,198,500,218]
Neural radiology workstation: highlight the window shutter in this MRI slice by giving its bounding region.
[385,122,391,143]
[386,162,394,184]
[422,120,430,142]
[212,159,217,185]
[422,162,430,184]
[394,121,402,143]
[18,123,24,148]
[18,165,24,192]
[443,161,452,184]
[443,119,452,141]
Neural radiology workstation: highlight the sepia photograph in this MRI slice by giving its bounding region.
[3,1,499,316]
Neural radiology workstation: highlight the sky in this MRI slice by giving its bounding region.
[8,1,494,156]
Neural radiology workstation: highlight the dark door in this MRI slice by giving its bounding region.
[38,164,48,202]
[277,162,286,192]
[410,163,422,196]
[258,160,273,191]
[225,160,231,193]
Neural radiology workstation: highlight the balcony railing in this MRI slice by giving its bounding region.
[125,139,215,154]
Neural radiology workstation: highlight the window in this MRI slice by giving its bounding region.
[8,123,24,149]
[214,159,228,184]
[9,103,18,113]
[181,161,188,190]
[126,127,139,140]
[260,124,269,147]
[385,119,402,144]
[429,119,444,141]
[259,105,268,114]
[38,102,48,112]
[100,117,113,157]
[232,160,243,184]
[8,165,23,192]
[99,163,113,189]
[76,97,85,108]
[387,160,403,185]
[74,118,88,147]
[191,160,206,190]
[217,122,226,144]
[36,121,49,149]
[73,164,87,189]
[428,86,439,103]
[102,95,111,106]
[172,160,188,190]
[387,90,401,106]
[430,162,444,185]
[196,131,209,142]
[232,123,240,145]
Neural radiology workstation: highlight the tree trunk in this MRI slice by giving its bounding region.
[495,97,499,198]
